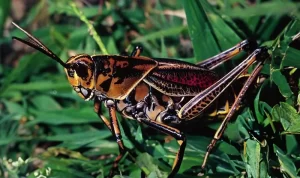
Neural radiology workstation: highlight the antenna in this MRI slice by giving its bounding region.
[12,22,68,68]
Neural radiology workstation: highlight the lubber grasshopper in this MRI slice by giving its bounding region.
[12,22,269,177]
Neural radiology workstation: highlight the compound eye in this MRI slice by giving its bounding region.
[75,62,89,80]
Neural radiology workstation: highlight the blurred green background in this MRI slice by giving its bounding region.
[0,0,300,177]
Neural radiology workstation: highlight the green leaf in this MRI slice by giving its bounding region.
[166,136,240,174]
[135,126,144,145]
[5,81,70,92]
[136,153,168,177]
[44,130,112,150]
[286,135,298,155]
[132,26,186,43]
[30,95,62,111]
[183,0,241,60]
[70,3,108,54]
[45,130,111,142]
[271,102,300,134]
[254,82,267,124]
[270,70,294,102]
[223,1,300,19]
[29,157,95,178]
[26,108,99,126]
[281,48,300,69]
[274,145,297,178]
[243,139,269,178]
[2,100,25,116]
[0,0,10,36]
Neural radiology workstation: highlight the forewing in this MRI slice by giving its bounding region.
[144,58,218,96]
[93,55,158,100]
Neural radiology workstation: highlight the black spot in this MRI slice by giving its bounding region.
[192,111,198,115]
[200,103,206,107]
[115,78,124,84]
[75,62,89,79]
[100,78,112,92]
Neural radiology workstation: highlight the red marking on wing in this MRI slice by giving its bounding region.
[154,71,218,89]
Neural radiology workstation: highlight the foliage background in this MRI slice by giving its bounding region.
[0,0,300,177]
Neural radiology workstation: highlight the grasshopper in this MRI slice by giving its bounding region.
[12,22,269,177]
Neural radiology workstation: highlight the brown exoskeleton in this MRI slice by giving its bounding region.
[12,22,269,177]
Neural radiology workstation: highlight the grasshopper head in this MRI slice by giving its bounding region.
[12,22,96,101]
[65,55,95,100]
